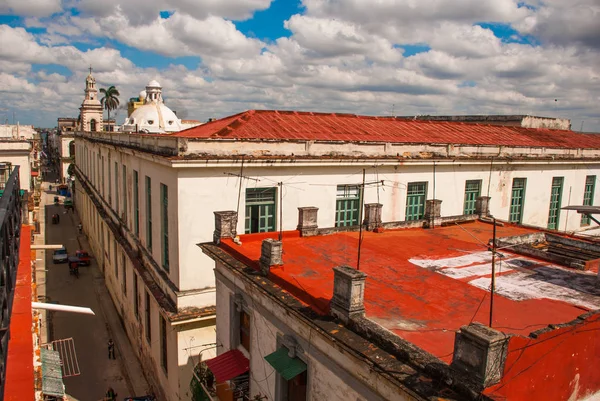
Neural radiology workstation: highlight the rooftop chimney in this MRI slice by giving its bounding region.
[297,207,319,237]
[451,323,509,388]
[364,203,382,231]
[424,199,442,228]
[213,211,237,244]
[259,238,283,276]
[330,266,367,324]
[476,196,491,217]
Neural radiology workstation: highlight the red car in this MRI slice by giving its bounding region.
[75,250,91,266]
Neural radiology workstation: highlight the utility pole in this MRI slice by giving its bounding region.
[489,218,497,327]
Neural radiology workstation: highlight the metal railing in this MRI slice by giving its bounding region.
[0,166,22,398]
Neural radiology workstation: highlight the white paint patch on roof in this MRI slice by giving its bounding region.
[469,270,600,310]
[442,262,514,279]
[409,251,493,269]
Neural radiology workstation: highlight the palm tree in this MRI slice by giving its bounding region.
[100,85,120,132]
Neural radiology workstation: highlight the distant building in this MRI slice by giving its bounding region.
[201,211,600,401]
[121,81,201,134]
[79,69,103,132]
[400,114,571,130]
[57,117,78,132]
[0,123,37,140]
[127,91,146,117]
[72,109,600,400]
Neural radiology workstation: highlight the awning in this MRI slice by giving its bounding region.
[264,348,307,381]
[204,349,249,383]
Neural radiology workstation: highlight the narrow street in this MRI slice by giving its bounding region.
[41,170,151,401]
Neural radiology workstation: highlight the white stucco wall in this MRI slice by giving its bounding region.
[0,142,32,190]
[177,161,600,304]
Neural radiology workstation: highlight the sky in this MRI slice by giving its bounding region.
[0,0,599,132]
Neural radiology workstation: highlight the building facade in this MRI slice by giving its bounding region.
[72,110,600,400]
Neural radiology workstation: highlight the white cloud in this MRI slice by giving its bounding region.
[75,0,273,23]
[284,15,402,62]
[514,0,600,49]
[0,0,599,132]
[0,0,62,17]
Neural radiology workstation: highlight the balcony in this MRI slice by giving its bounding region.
[0,166,23,398]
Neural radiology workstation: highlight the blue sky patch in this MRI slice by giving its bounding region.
[108,40,201,69]
[160,10,174,19]
[235,0,302,40]
[31,64,72,79]
[398,44,431,57]
[476,23,537,46]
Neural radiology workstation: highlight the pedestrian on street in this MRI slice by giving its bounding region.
[108,338,115,359]
[105,387,117,401]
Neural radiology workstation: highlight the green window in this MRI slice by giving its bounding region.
[160,183,169,271]
[463,180,482,215]
[145,292,151,343]
[114,162,119,214]
[133,170,139,235]
[108,156,112,202]
[581,176,595,226]
[406,182,427,221]
[547,177,564,229]
[509,178,526,223]
[245,188,276,233]
[133,274,139,318]
[122,165,127,222]
[146,176,152,251]
[160,315,168,375]
[335,185,361,227]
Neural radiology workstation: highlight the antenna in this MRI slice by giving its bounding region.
[432,162,436,229]
[278,181,283,241]
[224,157,260,236]
[489,217,497,327]
[487,156,494,197]
[357,169,366,271]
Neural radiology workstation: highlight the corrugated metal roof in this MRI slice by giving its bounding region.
[204,349,249,383]
[41,348,65,397]
[172,110,600,149]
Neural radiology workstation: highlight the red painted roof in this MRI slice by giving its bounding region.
[5,225,35,401]
[172,110,600,149]
[205,349,249,383]
[219,222,597,363]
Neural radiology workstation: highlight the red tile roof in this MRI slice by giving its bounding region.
[172,110,600,149]
[5,225,35,401]
[219,222,597,363]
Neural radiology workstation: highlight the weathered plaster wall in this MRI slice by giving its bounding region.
[215,263,413,401]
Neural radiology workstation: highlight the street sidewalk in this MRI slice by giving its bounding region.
[70,210,153,398]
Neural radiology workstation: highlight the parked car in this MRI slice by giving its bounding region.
[75,250,91,266]
[52,247,68,264]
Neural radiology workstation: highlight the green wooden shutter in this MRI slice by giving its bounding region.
[547,177,564,230]
[509,178,526,223]
[463,180,481,215]
[406,182,427,221]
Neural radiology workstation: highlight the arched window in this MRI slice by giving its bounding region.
[69,141,75,157]
[90,119,96,131]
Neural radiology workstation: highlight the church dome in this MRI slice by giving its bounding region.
[139,90,147,101]
[125,102,182,133]
[147,80,161,88]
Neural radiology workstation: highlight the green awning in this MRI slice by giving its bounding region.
[264,348,307,381]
